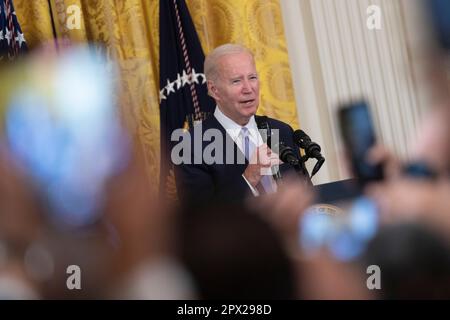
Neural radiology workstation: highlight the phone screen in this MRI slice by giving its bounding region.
[428,0,450,50]
[338,101,383,186]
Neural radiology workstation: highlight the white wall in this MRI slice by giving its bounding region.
[280,0,432,185]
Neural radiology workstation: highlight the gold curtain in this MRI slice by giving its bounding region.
[15,0,298,193]
[13,1,54,46]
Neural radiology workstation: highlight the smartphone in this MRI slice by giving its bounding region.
[338,100,383,186]
[428,0,450,50]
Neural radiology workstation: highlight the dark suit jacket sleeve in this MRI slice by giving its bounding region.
[173,130,251,207]
[174,161,251,208]
[174,160,213,204]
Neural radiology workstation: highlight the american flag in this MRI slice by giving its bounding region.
[0,0,27,61]
[159,0,215,199]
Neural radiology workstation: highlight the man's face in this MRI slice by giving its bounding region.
[208,52,260,126]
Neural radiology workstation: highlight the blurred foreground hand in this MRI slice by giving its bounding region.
[247,175,314,254]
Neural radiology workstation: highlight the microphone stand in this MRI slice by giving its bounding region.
[299,154,325,180]
[256,116,283,182]
[295,156,313,186]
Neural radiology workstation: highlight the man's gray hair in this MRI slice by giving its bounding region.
[204,43,254,82]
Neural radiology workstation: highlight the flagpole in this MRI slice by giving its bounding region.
[47,0,60,51]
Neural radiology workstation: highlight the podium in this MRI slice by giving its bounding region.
[313,178,361,204]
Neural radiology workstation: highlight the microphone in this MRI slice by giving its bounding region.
[277,142,300,166]
[293,130,325,177]
[256,116,282,180]
[276,141,310,180]
[293,130,323,160]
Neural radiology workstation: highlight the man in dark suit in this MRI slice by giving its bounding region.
[173,44,306,208]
